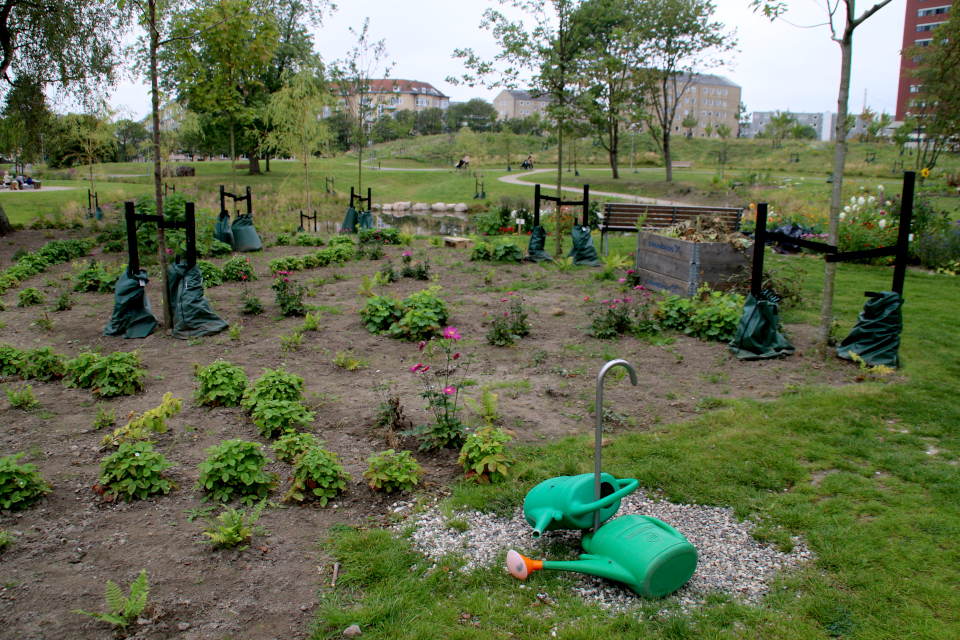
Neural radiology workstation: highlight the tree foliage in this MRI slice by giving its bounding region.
[908,13,960,175]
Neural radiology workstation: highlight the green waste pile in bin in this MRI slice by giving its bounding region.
[728,293,795,360]
[214,211,234,246]
[837,291,903,368]
[341,206,359,233]
[568,225,599,266]
[231,213,262,252]
[525,225,552,261]
[358,210,374,230]
[168,262,228,340]
[104,268,158,339]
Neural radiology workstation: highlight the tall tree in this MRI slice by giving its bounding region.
[115,118,148,162]
[766,110,795,147]
[331,18,394,196]
[66,101,118,199]
[0,77,50,167]
[753,0,894,358]
[637,0,736,183]
[681,113,698,138]
[263,67,331,216]
[451,0,583,256]
[571,0,648,179]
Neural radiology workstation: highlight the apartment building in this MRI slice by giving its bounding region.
[671,74,741,138]
[750,111,834,141]
[492,90,552,120]
[896,1,952,121]
[333,79,450,123]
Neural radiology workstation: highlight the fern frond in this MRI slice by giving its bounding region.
[104,580,124,613]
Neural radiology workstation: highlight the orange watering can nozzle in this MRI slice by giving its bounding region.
[507,550,543,581]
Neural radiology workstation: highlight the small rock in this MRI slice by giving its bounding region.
[136,617,151,625]
[549,308,565,316]
[178,622,191,631]
[300,605,309,611]
[343,624,362,637]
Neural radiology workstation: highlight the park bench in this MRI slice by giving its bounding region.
[600,202,743,254]
[671,161,693,170]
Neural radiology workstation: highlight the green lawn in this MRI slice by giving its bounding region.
[311,256,960,640]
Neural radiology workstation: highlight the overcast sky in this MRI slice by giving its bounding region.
[108,0,909,120]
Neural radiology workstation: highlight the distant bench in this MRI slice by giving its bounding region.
[671,161,693,170]
[600,203,743,254]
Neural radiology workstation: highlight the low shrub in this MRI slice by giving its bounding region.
[458,427,514,483]
[18,287,43,307]
[470,240,523,262]
[294,232,325,247]
[22,346,65,381]
[240,289,264,315]
[358,228,401,245]
[6,384,39,409]
[654,286,744,342]
[486,296,531,347]
[283,446,350,505]
[98,441,177,502]
[194,360,247,407]
[201,500,267,549]
[222,255,255,282]
[388,287,450,342]
[65,350,146,397]
[0,453,52,510]
[363,449,423,492]
[196,260,224,287]
[0,343,24,376]
[196,439,279,505]
[272,431,320,463]
[271,271,306,316]
[251,398,315,438]
[242,366,305,412]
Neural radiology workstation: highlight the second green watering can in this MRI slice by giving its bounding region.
[524,473,640,538]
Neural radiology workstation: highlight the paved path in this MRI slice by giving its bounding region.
[497,168,688,206]
[0,186,83,193]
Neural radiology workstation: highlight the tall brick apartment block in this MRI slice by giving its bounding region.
[896,0,952,121]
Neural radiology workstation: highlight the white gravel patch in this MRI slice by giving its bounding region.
[392,489,812,610]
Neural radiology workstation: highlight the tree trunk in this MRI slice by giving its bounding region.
[229,115,237,194]
[555,118,564,256]
[0,201,14,236]
[663,128,673,183]
[265,154,270,172]
[248,153,261,175]
[817,30,854,358]
[609,126,619,179]
[150,0,172,330]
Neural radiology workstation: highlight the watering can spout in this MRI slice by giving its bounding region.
[530,508,562,538]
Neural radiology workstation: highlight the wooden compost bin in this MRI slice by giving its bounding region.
[634,231,749,298]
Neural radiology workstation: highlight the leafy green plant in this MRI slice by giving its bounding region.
[33,312,55,332]
[428,236,444,248]
[196,259,224,287]
[358,228,401,245]
[17,287,43,307]
[228,323,242,340]
[72,261,111,292]
[201,499,268,550]
[280,330,304,353]
[328,235,355,248]
[251,398,315,438]
[0,343,24,377]
[596,252,630,281]
[367,244,385,260]
[283,446,350,505]
[407,327,471,450]
[196,439,279,505]
[194,360,248,407]
[52,289,73,311]
[485,296,531,347]
[271,271,306,316]
[98,441,177,502]
[332,351,365,370]
[377,261,399,283]
[73,570,149,629]
[491,242,524,263]
[470,241,493,261]
[223,255,255,281]
[302,312,320,331]
[684,288,745,342]
[65,350,146,397]
[269,255,305,273]
[553,256,575,273]
[93,405,115,430]
[242,367,305,413]
[21,346,65,381]
[240,289,265,315]
[457,427,514,483]
[359,294,403,334]
[6,384,38,409]
[0,453,52,510]
[294,232,325,247]
[363,449,424,492]
[463,388,500,427]
[272,431,321,463]
[100,393,182,448]
[0,529,13,551]
[389,287,450,342]
[656,294,695,331]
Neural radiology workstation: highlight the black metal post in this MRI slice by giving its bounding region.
[185,202,196,269]
[350,186,355,207]
[125,201,139,274]
[219,185,226,215]
[534,184,541,227]
[94,193,99,213]
[246,186,252,216]
[891,172,915,296]
[582,185,590,226]
[751,203,768,299]
[367,188,371,209]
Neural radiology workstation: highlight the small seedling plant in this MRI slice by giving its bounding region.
[463,387,500,427]
[17,287,43,307]
[363,449,423,492]
[223,255,255,281]
[486,294,531,347]
[101,393,182,448]
[332,350,365,370]
[272,431,320,463]
[240,287,265,315]
[196,439,279,505]
[65,349,146,397]
[283,446,350,505]
[0,453,52,510]
[458,427,515,483]
[98,441,177,502]
[271,271,307,316]
[6,384,39,409]
[407,327,472,450]
[74,569,150,629]
[0,530,13,551]
[201,499,268,550]
[194,360,248,407]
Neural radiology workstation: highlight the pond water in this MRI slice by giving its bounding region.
[333,212,478,236]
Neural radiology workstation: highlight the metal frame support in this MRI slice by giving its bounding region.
[350,187,372,211]
[593,360,638,532]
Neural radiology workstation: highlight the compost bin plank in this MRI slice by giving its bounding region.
[635,251,699,281]
[636,232,697,262]
[632,267,695,297]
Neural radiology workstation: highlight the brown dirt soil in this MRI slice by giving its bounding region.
[0,229,859,639]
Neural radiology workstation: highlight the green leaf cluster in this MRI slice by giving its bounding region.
[463,388,500,427]
[22,346,66,381]
[471,241,523,263]
[194,360,248,407]
[0,239,92,296]
[72,261,120,293]
[271,431,320,463]
[283,446,350,505]
[65,350,146,397]
[196,260,224,287]
[73,570,149,629]
[101,393,182,448]
[98,442,177,502]
[196,439,279,505]
[242,367,305,411]
[656,287,745,342]
[486,298,531,347]
[240,290,265,315]
[0,453,52,510]
[17,287,43,307]
[271,273,307,316]
[251,398,315,438]
[294,233,325,247]
[363,449,423,493]
[201,499,267,550]
[222,255,256,282]
[328,235,355,248]
[358,228,401,245]
[6,384,38,409]
[360,287,450,342]
[457,427,514,483]
[0,343,24,376]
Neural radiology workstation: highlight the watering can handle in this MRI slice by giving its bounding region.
[568,478,640,517]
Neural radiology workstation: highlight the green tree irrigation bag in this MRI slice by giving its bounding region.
[214,211,234,246]
[568,225,599,266]
[168,262,228,340]
[341,206,359,233]
[230,213,262,252]
[103,268,158,339]
[728,293,796,360]
[836,291,903,368]
[525,225,552,261]
[358,210,374,230]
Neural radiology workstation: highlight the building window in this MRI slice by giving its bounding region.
[910,85,920,93]
[541,101,546,106]
[917,23,944,32]
[702,110,706,116]
[919,7,950,18]
[915,39,933,46]
[691,87,696,93]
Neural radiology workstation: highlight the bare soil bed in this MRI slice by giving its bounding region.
[0,229,858,639]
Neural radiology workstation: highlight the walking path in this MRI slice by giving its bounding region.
[497,168,688,206]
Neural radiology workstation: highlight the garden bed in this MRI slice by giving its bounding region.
[634,230,749,298]
[0,229,858,639]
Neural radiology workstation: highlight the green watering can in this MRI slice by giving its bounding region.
[507,514,698,598]
[523,359,640,537]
